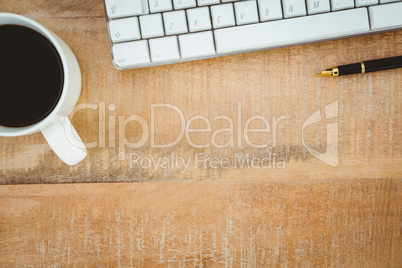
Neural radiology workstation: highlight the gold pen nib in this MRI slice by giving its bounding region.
[316,69,333,77]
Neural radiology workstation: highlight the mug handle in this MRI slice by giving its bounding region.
[41,115,87,165]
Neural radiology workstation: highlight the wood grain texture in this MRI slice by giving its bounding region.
[0,0,401,183]
[0,179,401,267]
[0,0,401,266]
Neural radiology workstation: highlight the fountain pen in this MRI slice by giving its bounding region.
[317,55,402,77]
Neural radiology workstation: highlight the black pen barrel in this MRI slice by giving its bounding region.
[318,56,402,77]
[364,56,402,73]
[338,63,362,75]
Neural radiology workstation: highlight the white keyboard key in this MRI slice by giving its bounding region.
[113,40,150,68]
[369,2,402,30]
[164,11,188,35]
[380,0,399,3]
[179,31,215,58]
[211,4,236,28]
[173,0,196,9]
[235,0,259,25]
[149,37,180,62]
[356,0,378,6]
[282,0,307,18]
[109,17,141,43]
[222,0,239,2]
[198,0,220,6]
[331,0,354,10]
[149,0,173,12]
[215,8,369,53]
[187,7,212,32]
[105,0,148,19]
[258,0,283,21]
[306,0,330,14]
[140,14,164,38]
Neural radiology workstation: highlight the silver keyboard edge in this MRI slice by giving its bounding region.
[103,4,402,70]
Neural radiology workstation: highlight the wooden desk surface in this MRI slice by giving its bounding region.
[0,0,401,266]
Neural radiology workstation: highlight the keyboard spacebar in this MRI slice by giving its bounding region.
[215,8,369,54]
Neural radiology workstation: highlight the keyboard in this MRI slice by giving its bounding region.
[103,0,402,70]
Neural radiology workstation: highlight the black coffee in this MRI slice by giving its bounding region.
[0,25,64,127]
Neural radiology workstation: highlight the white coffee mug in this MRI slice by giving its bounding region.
[0,13,87,166]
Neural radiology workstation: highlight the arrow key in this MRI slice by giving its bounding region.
[109,17,141,43]
[105,0,148,19]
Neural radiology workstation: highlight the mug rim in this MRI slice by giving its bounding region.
[0,12,71,137]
